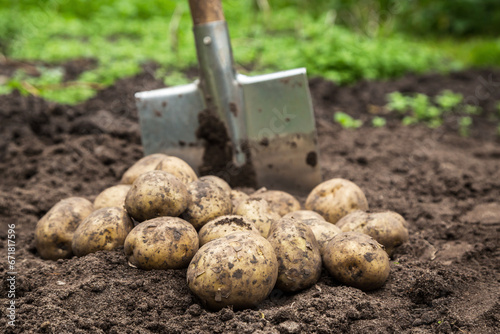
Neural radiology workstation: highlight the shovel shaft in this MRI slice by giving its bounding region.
[193,21,247,166]
[188,0,224,25]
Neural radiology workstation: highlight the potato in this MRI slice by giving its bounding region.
[235,198,280,238]
[124,217,199,270]
[155,156,198,184]
[72,207,134,257]
[181,180,232,230]
[35,197,93,260]
[125,170,189,222]
[267,218,322,292]
[120,153,168,184]
[230,190,249,214]
[187,231,278,310]
[93,184,131,210]
[301,218,341,256]
[198,215,259,246]
[323,232,390,291]
[336,210,409,256]
[250,189,301,216]
[199,175,231,195]
[305,178,368,224]
[283,210,326,221]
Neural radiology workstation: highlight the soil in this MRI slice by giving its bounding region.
[1,63,499,333]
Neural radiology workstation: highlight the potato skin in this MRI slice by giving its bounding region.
[125,170,189,222]
[235,198,280,238]
[124,217,199,270]
[181,180,232,230]
[267,218,322,292]
[93,184,131,210]
[323,232,390,291]
[120,153,168,184]
[336,210,409,256]
[301,218,341,256]
[283,210,326,221]
[72,207,134,257]
[187,232,278,310]
[250,189,301,216]
[199,175,231,195]
[230,190,249,214]
[305,178,368,224]
[198,215,259,246]
[35,197,93,260]
[155,156,198,184]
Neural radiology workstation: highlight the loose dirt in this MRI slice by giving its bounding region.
[0,64,499,333]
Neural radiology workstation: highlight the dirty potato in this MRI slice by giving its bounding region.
[181,180,232,230]
[124,217,199,270]
[250,189,301,216]
[72,207,134,257]
[336,210,409,256]
[323,232,390,291]
[198,215,259,246]
[187,231,278,310]
[93,184,131,210]
[301,218,341,256]
[125,170,189,222]
[283,210,326,221]
[267,218,322,292]
[35,197,94,260]
[155,156,198,184]
[235,198,280,237]
[305,178,368,224]
[120,153,168,184]
[199,175,231,195]
[230,190,249,214]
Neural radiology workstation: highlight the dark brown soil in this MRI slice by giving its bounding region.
[1,65,499,333]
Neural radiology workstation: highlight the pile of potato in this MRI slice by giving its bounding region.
[35,153,409,310]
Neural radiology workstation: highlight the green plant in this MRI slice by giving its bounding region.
[372,116,386,127]
[435,90,463,112]
[334,112,363,129]
[386,92,409,113]
[386,90,484,133]
[458,116,472,137]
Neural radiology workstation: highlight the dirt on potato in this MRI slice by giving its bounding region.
[0,62,499,333]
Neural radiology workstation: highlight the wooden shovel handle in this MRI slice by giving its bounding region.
[188,0,225,25]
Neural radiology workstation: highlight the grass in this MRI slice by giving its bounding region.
[0,0,448,104]
[0,1,499,105]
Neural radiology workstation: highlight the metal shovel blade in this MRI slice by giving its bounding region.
[136,67,321,193]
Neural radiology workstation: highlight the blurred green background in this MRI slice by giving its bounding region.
[1,0,499,104]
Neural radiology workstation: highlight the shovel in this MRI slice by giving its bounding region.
[135,0,321,193]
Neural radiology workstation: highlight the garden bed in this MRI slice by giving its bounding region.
[0,65,499,333]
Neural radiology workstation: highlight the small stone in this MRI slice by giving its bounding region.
[278,320,301,334]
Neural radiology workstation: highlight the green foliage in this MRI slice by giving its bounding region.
[458,116,472,137]
[386,90,482,132]
[0,0,451,104]
[435,90,463,112]
[394,0,500,37]
[371,116,386,127]
[305,0,500,37]
[0,1,497,104]
[386,92,409,113]
[334,112,363,129]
